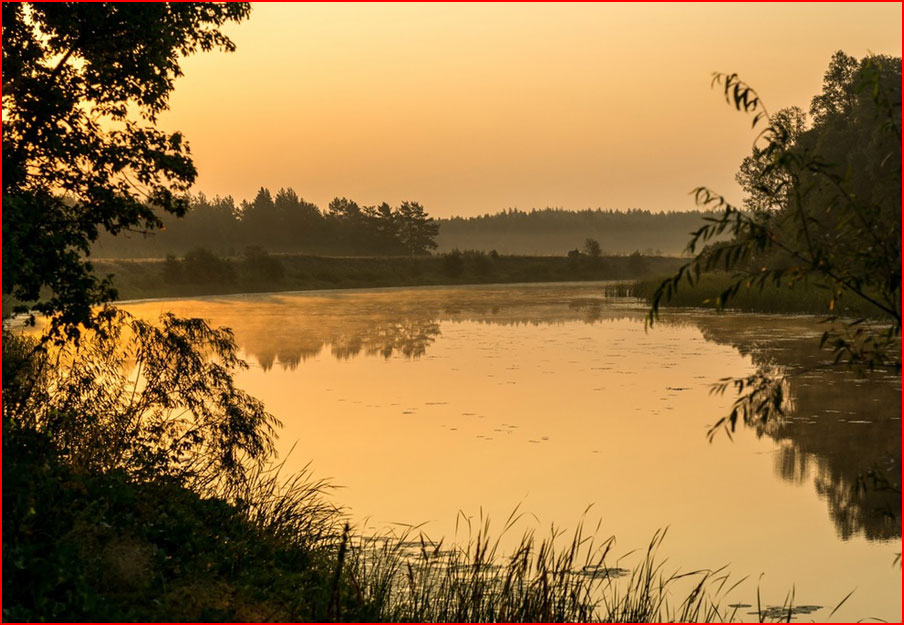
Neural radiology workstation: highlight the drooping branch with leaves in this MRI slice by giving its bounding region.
[649,52,902,436]
[3,310,280,495]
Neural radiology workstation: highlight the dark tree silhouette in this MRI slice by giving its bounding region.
[2,2,251,332]
[651,51,901,434]
[396,201,440,255]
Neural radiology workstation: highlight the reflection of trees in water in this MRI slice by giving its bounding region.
[224,289,637,371]
[145,287,899,542]
[330,319,442,361]
[692,315,901,541]
[247,318,442,370]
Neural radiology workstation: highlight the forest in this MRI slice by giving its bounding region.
[93,194,717,259]
[94,190,441,257]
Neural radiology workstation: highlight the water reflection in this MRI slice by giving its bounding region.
[150,286,642,371]
[124,285,901,545]
[693,315,902,541]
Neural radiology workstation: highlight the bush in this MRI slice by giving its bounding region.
[182,247,236,284]
[443,249,464,277]
[3,311,278,494]
[583,238,602,257]
[242,246,285,282]
[162,253,183,283]
[1,425,349,622]
[463,250,492,276]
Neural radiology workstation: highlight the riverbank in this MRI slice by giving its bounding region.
[632,272,884,318]
[2,422,789,623]
[92,252,685,302]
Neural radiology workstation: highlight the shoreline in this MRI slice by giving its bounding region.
[87,253,686,304]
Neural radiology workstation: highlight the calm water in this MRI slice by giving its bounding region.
[123,282,901,622]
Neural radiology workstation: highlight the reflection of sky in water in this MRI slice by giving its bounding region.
[122,283,902,623]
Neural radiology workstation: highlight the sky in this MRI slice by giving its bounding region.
[159,2,902,218]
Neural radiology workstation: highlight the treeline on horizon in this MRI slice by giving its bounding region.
[93,191,715,258]
[436,208,719,256]
[94,187,440,258]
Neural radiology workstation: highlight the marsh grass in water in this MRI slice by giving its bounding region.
[344,509,825,623]
[632,272,882,318]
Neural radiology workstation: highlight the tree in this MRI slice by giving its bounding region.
[396,201,439,255]
[2,2,283,502]
[240,187,279,245]
[327,196,362,221]
[2,2,251,333]
[371,202,404,253]
[650,52,901,435]
[583,238,602,258]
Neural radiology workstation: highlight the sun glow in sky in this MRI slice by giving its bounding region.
[159,2,902,217]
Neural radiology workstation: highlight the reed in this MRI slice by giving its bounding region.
[631,272,883,318]
[340,509,787,623]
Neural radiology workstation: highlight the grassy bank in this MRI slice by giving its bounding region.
[632,272,884,318]
[92,251,685,302]
[5,424,810,623]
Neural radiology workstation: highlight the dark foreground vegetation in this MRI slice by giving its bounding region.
[84,249,683,303]
[5,429,802,622]
[648,51,900,439]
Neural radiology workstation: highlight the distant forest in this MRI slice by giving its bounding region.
[93,188,710,258]
[436,208,716,255]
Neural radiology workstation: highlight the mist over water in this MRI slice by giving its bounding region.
[123,282,902,622]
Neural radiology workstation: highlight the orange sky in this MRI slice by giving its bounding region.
[159,2,902,217]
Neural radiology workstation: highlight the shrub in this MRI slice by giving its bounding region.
[162,254,183,283]
[443,249,464,277]
[182,247,236,284]
[3,310,279,495]
[242,246,285,282]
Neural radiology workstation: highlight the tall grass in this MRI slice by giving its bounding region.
[337,508,788,623]
[631,272,883,318]
[211,455,809,622]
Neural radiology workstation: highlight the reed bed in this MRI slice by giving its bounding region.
[340,510,768,623]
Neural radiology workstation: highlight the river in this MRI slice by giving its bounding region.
[122,282,902,622]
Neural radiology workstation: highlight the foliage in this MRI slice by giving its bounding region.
[242,246,286,282]
[634,272,880,317]
[396,200,440,255]
[94,200,716,259]
[182,247,237,284]
[3,311,279,494]
[443,249,465,277]
[649,51,901,436]
[75,251,683,305]
[583,238,602,257]
[5,433,799,623]
[1,2,250,333]
[2,425,356,622]
[95,190,443,257]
